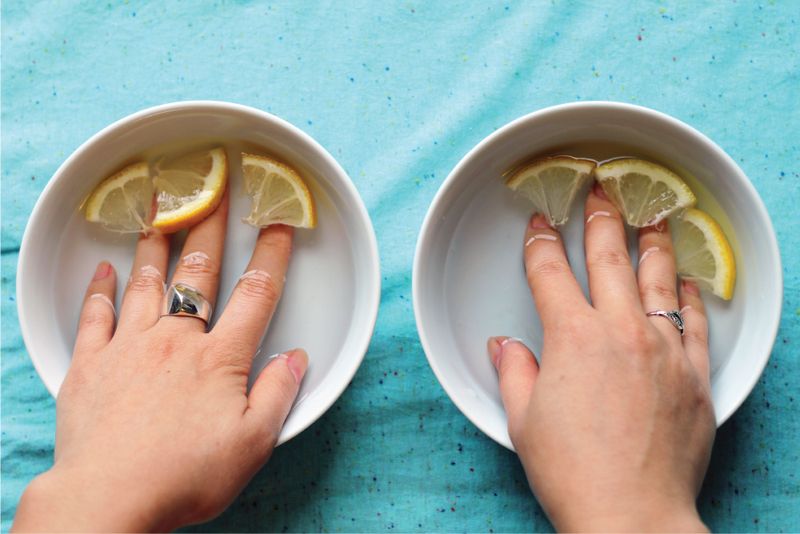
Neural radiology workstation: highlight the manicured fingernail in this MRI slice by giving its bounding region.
[593,181,608,200]
[488,337,504,368]
[530,214,551,229]
[92,261,113,281]
[276,350,307,384]
[682,279,700,296]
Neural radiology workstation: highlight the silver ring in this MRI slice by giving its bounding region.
[646,309,685,336]
[161,283,211,325]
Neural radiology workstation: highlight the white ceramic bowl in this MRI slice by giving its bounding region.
[17,101,380,444]
[414,101,783,450]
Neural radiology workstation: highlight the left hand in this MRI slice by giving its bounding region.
[13,190,308,532]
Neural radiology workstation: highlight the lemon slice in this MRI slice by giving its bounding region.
[152,147,228,233]
[84,162,154,233]
[506,156,596,226]
[672,208,736,300]
[241,153,316,228]
[595,158,696,227]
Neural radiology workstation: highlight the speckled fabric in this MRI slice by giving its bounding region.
[2,2,798,532]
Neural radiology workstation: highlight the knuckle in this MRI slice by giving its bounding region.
[79,309,113,330]
[128,272,164,294]
[683,327,709,347]
[179,258,220,278]
[587,248,630,270]
[528,258,570,279]
[626,322,659,353]
[238,273,281,303]
[642,279,677,301]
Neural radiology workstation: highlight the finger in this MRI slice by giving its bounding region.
[73,262,117,360]
[524,214,589,330]
[488,337,538,438]
[245,348,308,445]
[679,280,710,385]
[638,220,681,340]
[213,225,293,358]
[116,231,169,333]
[163,190,229,332]
[584,182,640,313]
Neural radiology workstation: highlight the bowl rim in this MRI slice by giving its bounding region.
[412,100,783,450]
[16,99,382,445]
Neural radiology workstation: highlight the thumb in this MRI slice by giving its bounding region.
[487,337,538,438]
[246,348,308,445]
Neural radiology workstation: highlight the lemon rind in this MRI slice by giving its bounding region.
[241,153,317,229]
[595,158,697,226]
[152,147,228,230]
[679,208,736,300]
[84,162,151,222]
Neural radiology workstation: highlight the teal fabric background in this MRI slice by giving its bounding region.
[2,1,798,532]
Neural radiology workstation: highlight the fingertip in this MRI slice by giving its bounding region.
[679,279,706,313]
[487,336,505,368]
[592,180,608,200]
[91,261,114,281]
[283,348,308,384]
[529,213,552,230]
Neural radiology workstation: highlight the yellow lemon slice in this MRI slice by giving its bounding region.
[506,155,596,226]
[84,162,154,233]
[241,153,316,228]
[595,158,696,227]
[152,147,228,234]
[673,208,736,300]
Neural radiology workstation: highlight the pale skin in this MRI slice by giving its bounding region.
[13,184,715,532]
[13,190,308,532]
[488,183,715,532]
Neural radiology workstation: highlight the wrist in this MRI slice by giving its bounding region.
[14,466,170,532]
[555,495,707,533]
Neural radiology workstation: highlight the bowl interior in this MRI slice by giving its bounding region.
[414,103,782,450]
[18,102,379,444]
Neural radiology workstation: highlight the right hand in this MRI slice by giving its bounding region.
[489,184,715,532]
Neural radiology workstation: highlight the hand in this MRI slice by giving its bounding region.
[13,190,308,532]
[489,183,715,532]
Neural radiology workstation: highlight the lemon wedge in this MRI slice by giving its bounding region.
[241,153,316,228]
[84,162,154,233]
[595,158,696,227]
[506,156,596,226]
[152,147,228,233]
[673,208,736,300]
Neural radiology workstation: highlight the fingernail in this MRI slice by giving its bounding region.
[488,337,504,368]
[593,181,608,200]
[280,350,307,384]
[682,279,700,296]
[530,214,551,229]
[92,261,113,281]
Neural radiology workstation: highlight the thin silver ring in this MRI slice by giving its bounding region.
[646,309,685,336]
[160,283,212,325]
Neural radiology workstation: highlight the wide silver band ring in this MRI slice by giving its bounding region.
[161,283,212,325]
[646,309,685,336]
